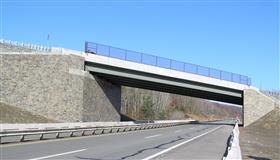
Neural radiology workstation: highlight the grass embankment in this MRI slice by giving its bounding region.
[0,102,57,123]
[240,107,280,159]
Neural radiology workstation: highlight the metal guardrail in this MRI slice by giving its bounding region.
[0,39,51,52]
[0,122,188,144]
[85,41,251,86]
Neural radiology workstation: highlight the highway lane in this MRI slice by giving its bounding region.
[1,122,233,160]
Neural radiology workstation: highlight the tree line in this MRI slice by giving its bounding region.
[121,86,242,121]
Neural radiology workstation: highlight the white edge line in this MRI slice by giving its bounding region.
[145,134,161,139]
[28,149,87,160]
[142,126,223,160]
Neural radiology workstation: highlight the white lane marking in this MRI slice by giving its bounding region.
[174,130,182,133]
[142,126,223,160]
[28,149,87,160]
[145,134,161,139]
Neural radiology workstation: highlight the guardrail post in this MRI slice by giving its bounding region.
[56,133,59,138]
[40,134,44,140]
[85,41,88,52]
[82,130,85,136]
[125,50,127,60]
[20,135,25,142]
[70,131,74,137]
[96,43,98,54]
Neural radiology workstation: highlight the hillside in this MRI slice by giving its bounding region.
[240,107,280,159]
[121,86,242,121]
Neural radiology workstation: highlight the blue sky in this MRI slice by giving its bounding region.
[1,0,279,90]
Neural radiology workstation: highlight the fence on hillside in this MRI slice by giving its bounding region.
[0,39,51,52]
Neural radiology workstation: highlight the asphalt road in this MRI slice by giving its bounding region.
[1,122,233,160]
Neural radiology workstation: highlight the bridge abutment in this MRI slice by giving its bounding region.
[243,89,277,126]
[83,73,121,121]
[0,53,121,122]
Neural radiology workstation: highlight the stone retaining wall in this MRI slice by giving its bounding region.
[243,89,277,126]
[0,53,121,122]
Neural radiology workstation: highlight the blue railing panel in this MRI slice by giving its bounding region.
[197,66,209,77]
[240,75,249,85]
[221,71,232,81]
[209,68,221,79]
[110,47,126,60]
[171,60,185,72]
[126,51,142,63]
[185,63,197,74]
[85,41,251,86]
[232,73,241,83]
[142,54,157,66]
[157,57,171,69]
[97,44,110,56]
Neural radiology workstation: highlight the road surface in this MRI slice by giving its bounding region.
[1,122,233,160]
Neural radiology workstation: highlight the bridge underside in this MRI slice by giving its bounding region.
[85,62,243,105]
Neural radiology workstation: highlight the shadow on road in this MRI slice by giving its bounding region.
[190,121,235,126]
[248,156,272,160]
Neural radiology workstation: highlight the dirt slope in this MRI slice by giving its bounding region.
[0,102,58,123]
[240,107,280,159]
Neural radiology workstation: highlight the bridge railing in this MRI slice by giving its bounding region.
[85,41,251,86]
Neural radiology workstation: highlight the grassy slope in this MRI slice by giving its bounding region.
[0,102,58,123]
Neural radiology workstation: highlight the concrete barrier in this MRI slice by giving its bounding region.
[223,121,242,160]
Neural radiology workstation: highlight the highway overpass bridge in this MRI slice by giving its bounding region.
[84,42,249,105]
[0,40,277,126]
